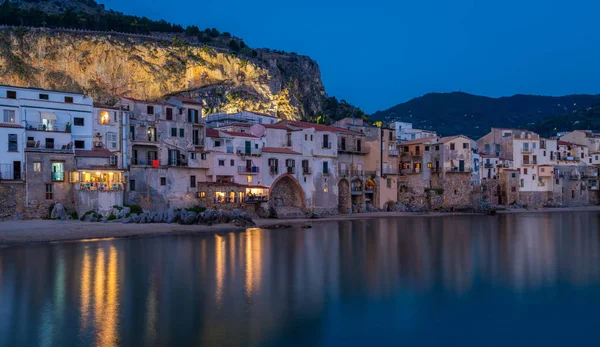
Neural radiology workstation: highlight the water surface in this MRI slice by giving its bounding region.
[1,212,600,346]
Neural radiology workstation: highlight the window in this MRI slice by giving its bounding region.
[387,178,392,188]
[556,179,560,185]
[64,96,73,103]
[199,191,206,198]
[214,140,221,147]
[427,162,432,168]
[130,180,136,191]
[147,105,154,114]
[166,108,173,120]
[323,161,329,174]
[310,135,313,141]
[6,91,16,99]
[425,146,430,151]
[190,175,196,188]
[305,134,307,141]
[463,143,469,149]
[99,110,110,125]
[247,175,252,183]
[218,160,225,166]
[389,131,393,141]
[51,162,64,181]
[106,132,118,149]
[179,129,184,138]
[171,128,177,137]
[268,158,279,174]
[520,179,524,188]
[230,159,235,166]
[74,117,84,126]
[524,168,528,175]
[33,162,41,172]
[45,184,53,200]
[511,187,516,192]
[8,134,17,151]
[190,152,197,160]
[450,143,455,150]
[160,177,166,186]
[201,152,207,160]
[512,173,516,178]
[302,159,310,174]
[3,109,15,123]
[322,134,330,148]
[435,145,440,151]
[39,93,49,100]
[74,140,85,149]
[532,175,536,180]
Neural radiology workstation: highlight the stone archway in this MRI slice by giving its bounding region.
[338,179,351,214]
[365,179,377,206]
[268,174,305,218]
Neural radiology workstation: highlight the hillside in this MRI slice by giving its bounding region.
[526,104,600,137]
[371,92,600,138]
[0,0,367,121]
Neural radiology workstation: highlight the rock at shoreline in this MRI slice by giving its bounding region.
[50,203,67,220]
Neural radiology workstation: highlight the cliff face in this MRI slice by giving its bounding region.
[0,28,326,119]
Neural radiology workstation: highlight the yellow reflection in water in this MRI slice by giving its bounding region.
[245,229,262,296]
[80,248,91,329]
[91,246,120,347]
[215,235,225,306]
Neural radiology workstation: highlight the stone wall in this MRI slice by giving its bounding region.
[126,167,199,211]
[337,179,351,214]
[77,190,124,217]
[0,182,25,221]
[442,173,472,207]
[520,191,552,207]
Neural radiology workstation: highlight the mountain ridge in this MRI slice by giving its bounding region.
[371,91,600,138]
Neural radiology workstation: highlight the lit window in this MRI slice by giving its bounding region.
[3,109,16,123]
[427,162,432,168]
[51,162,64,181]
[33,162,41,172]
[247,175,252,183]
[99,110,110,125]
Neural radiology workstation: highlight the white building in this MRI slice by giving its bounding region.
[394,121,437,141]
[205,111,278,128]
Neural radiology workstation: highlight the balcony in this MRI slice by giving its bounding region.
[286,166,296,174]
[302,167,312,175]
[446,167,473,173]
[338,144,369,154]
[382,168,399,175]
[388,149,399,157]
[245,196,268,204]
[322,142,332,149]
[26,122,70,133]
[402,151,423,157]
[236,147,262,156]
[51,172,65,182]
[351,188,363,195]
[131,158,157,166]
[238,166,260,174]
[400,168,421,175]
[269,167,278,175]
[0,164,22,180]
[521,148,532,153]
[26,140,73,153]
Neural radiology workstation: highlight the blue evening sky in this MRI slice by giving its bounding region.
[101,0,600,113]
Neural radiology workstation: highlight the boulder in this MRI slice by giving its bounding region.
[50,203,67,220]
[180,211,197,225]
[153,212,163,223]
[167,208,179,224]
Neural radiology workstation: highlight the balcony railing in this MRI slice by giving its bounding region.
[302,167,312,175]
[521,148,532,153]
[286,166,296,174]
[400,168,421,175]
[26,141,73,153]
[322,142,332,149]
[446,167,473,173]
[25,122,70,133]
[382,168,399,175]
[238,166,260,174]
[269,167,278,175]
[131,159,157,166]
[388,149,399,157]
[338,144,369,154]
[245,196,268,204]
[402,151,423,157]
[351,188,363,195]
[51,172,65,181]
[236,147,262,155]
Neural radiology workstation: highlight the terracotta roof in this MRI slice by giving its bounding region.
[262,147,302,155]
[439,135,472,143]
[0,123,24,129]
[172,97,203,105]
[281,120,354,134]
[400,136,436,145]
[262,123,293,130]
[121,97,173,106]
[75,148,114,158]
[558,140,574,146]
[206,129,220,137]
[221,131,260,138]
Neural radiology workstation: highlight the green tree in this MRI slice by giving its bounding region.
[228,39,239,51]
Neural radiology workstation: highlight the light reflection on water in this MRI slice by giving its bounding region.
[0,212,600,347]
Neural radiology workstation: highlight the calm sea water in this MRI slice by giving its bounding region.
[1,212,600,347]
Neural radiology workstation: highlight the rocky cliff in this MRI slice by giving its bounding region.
[0,27,326,119]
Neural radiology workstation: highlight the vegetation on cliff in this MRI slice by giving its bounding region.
[526,104,600,137]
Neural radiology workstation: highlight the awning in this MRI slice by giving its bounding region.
[40,112,56,120]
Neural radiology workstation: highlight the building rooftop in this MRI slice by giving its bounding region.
[280,120,354,134]
[75,148,114,158]
[399,136,437,145]
[439,135,471,143]
[262,147,302,155]
[221,131,260,138]
[170,97,203,105]
[0,123,24,129]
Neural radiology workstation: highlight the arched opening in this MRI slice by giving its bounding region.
[338,179,351,214]
[351,179,364,213]
[269,175,305,218]
[365,179,377,206]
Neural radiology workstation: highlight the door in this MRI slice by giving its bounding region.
[13,161,21,180]
[245,141,251,154]
[459,160,465,172]
[133,149,138,165]
[496,185,502,205]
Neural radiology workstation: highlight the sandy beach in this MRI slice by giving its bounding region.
[1,206,599,246]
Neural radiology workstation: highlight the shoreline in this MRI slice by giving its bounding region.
[1,206,599,247]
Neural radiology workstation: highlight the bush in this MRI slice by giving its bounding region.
[70,211,79,220]
[107,214,117,221]
[124,204,143,214]
[185,205,206,214]
[80,211,94,221]
[113,205,123,211]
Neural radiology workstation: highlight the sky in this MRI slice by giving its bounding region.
[101,0,600,113]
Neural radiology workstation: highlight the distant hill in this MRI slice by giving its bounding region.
[371,92,600,139]
[526,104,600,138]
